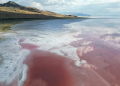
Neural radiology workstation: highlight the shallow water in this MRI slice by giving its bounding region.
[0,18,120,86]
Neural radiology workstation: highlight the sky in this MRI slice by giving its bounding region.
[0,0,120,16]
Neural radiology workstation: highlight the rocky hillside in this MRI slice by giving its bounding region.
[0,1,77,19]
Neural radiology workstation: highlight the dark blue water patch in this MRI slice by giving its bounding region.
[11,19,85,31]
[33,19,86,32]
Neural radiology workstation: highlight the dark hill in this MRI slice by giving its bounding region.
[0,1,21,7]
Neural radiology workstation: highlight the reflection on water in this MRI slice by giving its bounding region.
[0,19,120,86]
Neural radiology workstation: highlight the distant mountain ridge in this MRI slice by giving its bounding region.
[0,1,78,19]
[62,12,90,16]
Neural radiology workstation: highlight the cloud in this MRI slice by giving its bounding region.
[28,1,43,9]
[36,0,120,6]
[107,8,120,12]
[30,0,120,16]
[17,0,43,9]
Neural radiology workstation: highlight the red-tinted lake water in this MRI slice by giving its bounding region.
[1,19,120,86]
[23,49,75,86]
